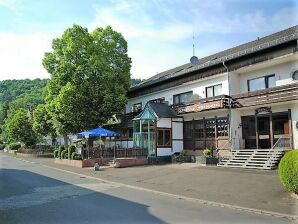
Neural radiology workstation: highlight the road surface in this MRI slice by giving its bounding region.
[0,152,296,224]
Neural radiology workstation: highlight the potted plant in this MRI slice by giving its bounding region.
[201,148,219,165]
[172,150,196,163]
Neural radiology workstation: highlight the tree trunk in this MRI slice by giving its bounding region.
[63,134,69,149]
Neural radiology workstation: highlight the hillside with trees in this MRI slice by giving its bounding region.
[0,79,48,126]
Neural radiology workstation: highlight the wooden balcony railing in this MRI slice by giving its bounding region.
[171,95,230,115]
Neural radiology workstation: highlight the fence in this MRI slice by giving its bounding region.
[82,147,148,159]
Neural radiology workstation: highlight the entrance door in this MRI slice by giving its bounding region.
[257,116,271,149]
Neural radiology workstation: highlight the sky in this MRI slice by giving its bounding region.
[0,0,297,81]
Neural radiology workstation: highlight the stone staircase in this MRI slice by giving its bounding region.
[217,148,287,170]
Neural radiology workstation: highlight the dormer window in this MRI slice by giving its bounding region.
[132,103,142,112]
[247,74,275,92]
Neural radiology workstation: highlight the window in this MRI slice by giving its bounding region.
[157,129,171,147]
[194,120,204,138]
[217,117,229,137]
[150,97,165,103]
[183,117,229,150]
[248,74,275,92]
[205,119,216,137]
[132,103,142,112]
[122,128,133,139]
[206,84,222,98]
[173,91,193,105]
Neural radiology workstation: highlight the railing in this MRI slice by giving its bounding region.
[267,136,291,166]
[82,147,148,159]
[171,95,230,115]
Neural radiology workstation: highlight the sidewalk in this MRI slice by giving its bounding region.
[19,156,298,216]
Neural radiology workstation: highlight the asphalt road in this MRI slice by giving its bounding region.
[0,152,296,224]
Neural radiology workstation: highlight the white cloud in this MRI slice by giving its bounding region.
[0,0,21,15]
[88,2,194,79]
[0,0,297,81]
[89,7,192,42]
[0,32,52,80]
[88,1,298,80]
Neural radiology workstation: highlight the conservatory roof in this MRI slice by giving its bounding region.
[133,102,177,120]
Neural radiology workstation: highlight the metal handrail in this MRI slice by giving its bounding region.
[267,137,290,165]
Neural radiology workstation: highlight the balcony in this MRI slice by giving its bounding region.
[232,83,298,108]
[171,95,230,115]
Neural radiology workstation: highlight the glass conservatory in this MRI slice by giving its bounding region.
[132,105,156,157]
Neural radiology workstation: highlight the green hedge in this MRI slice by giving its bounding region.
[60,149,67,159]
[278,150,298,194]
[8,142,22,151]
[68,145,76,160]
[58,146,65,159]
[63,152,68,159]
[53,149,59,158]
[71,151,77,160]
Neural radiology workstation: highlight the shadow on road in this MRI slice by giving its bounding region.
[0,169,166,224]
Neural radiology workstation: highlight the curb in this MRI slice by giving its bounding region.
[14,156,298,221]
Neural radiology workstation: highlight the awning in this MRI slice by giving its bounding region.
[77,127,119,138]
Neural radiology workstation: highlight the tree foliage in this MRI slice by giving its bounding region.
[278,150,298,193]
[4,109,38,147]
[32,104,56,138]
[0,79,47,127]
[0,79,47,104]
[43,25,131,147]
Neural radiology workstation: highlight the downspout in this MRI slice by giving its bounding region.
[223,61,233,151]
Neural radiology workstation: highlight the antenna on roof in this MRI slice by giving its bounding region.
[190,32,199,64]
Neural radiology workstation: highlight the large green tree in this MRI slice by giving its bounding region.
[43,25,131,148]
[32,104,56,138]
[4,109,38,147]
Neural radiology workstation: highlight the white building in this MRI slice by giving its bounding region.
[114,25,298,159]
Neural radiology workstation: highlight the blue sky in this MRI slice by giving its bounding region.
[0,0,297,80]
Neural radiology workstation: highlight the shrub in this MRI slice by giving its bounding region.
[8,142,22,151]
[68,145,76,160]
[71,151,77,160]
[60,149,67,159]
[180,150,187,156]
[58,146,65,159]
[74,154,82,160]
[53,149,59,158]
[71,152,82,160]
[278,150,298,194]
[63,153,68,159]
[203,148,211,157]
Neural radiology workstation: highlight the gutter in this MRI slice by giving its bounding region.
[223,61,233,150]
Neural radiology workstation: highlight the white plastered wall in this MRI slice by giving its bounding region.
[172,117,183,153]
[127,73,229,113]
[291,101,298,149]
[156,117,184,156]
[157,118,172,156]
[237,59,298,94]
[230,109,242,149]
